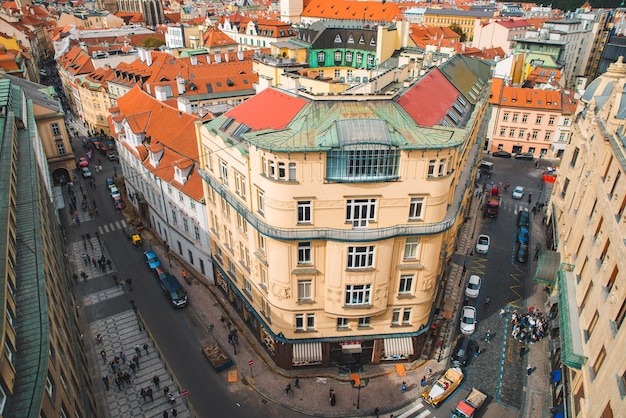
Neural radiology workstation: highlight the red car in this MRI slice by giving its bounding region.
[78,157,89,167]
[113,197,126,210]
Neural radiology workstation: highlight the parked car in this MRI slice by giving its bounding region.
[451,335,476,367]
[518,210,530,229]
[460,306,477,335]
[512,186,524,199]
[515,152,534,160]
[475,235,490,254]
[517,244,529,263]
[107,152,118,161]
[113,197,126,210]
[143,250,161,269]
[81,167,92,178]
[492,151,512,158]
[465,275,482,299]
[110,185,120,199]
[78,156,89,167]
[518,227,529,244]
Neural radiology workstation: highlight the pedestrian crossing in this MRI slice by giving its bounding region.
[396,401,430,418]
[98,219,128,234]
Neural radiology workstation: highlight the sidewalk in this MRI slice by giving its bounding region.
[137,194,483,417]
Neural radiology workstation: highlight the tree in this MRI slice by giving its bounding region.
[141,37,165,49]
[449,23,467,43]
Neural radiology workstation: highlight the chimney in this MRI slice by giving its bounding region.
[176,76,185,95]
[146,50,153,66]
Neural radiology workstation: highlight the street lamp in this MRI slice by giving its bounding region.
[164,240,172,267]
[228,329,238,355]
[130,300,142,331]
[352,373,368,410]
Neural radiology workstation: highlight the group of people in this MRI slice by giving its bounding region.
[510,307,548,344]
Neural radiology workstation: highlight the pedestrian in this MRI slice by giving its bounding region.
[485,297,491,308]
[147,387,153,401]
[102,375,110,390]
[182,270,187,282]
[163,411,169,418]
[123,371,131,385]
[163,385,170,397]
[109,361,116,373]
[294,377,299,389]
[329,387,334,401]
[285,383,291,395]
[141,388,147,401]
[528,193,532,204]
[114,376,122,390]
[120,351,126,363]
[129,361,136,374]
[527,365,532,376]
[119,279,125,291]
[171,408,178,417]
[421,376,427,387]
[126,278,132,290]
[133,355,140,368]
[101,350,107,364]
[135,344,142,357]
[519,346,526,361]
[401,381,407,393]
[153,375,160,388]
[499,308,506,318]
[375,407,380,418]
[143,342,150,355]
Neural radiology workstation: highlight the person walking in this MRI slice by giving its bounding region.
[420,376,427,387]
[135,344,142,357]
[153,375,160,388]
[143,342,150,355]
[140,388,147,401]
[401,382,407,393]
[146,387,154,402]
[527,365,533,376]
[119,279,125,291]
[163,386,170,397]
[171,408,178,417]
[100,350,107,364]
[133,355,140,368]
[114,376,122,391]
[519,345,526,361]
[102,375,110,391]
[126,278,133,290]
[120,351,126,364]
[163,411,169,418]
[129,361,137,374]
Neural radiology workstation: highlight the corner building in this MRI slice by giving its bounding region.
[197,55,490,369]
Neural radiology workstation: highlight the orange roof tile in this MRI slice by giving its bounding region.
[203,27,236,48]
[302,0,401,23]
[225,88,307,130]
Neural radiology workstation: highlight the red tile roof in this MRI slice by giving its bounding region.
[225,88,307,130]
[112,86,204,199]
[490,78,577,114]
[203,26,236,48]
[497,19,531,28]
[397,69,461,126]
[302,0,402,23]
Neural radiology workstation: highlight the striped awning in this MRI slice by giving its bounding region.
[293,342,322,364]
[383,337,414,357]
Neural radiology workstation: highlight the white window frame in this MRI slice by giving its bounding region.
[358,317,371,327]
[257,189,265,215]
[298,242,312,264]
[220,161,228,185]
[438,160,445,176]
[409,197,424,220]
[337,318,349,329]
[345,284,372,305]
[347,246,375,269]
[428,160,436,177]
[346,199,376,228]
[297,201,312,224]
[399,275,413,294]
[403,237,419,259]
[295,313,315,330]
[289,162,296,181]
[298,279,312,301]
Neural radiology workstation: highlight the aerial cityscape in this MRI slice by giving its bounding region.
[0,0,624,417]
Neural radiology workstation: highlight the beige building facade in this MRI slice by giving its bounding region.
[545,57,626,417]
[488,77,578,158]
[196,55,490,369]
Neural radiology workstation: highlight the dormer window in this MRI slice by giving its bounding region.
[174,166,189,185]
[149,147,164,168]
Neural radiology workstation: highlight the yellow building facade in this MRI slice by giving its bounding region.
[546,57,626,417]
[196,55,490,369]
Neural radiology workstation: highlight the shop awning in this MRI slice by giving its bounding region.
[534,250,560,284]
[557,265,588,369]
[341,343,362,354]
[293,342,322,364]
[383,337,414,357]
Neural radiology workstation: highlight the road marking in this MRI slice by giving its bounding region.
[396,401,425,418]
[416,410,431,418]
[115,221,122,229]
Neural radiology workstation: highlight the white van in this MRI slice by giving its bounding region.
[479,161,493,174]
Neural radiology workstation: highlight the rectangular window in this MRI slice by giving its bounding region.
[592,346,607,377]
[545,132,551,140]
[257,233,266,253]
[278,162,286,180]
[402,308,412,324]
[297,201,311,224]
[220,161,228,185]
[399,275,413,294]
[409,198,424,220]
[571,147,580,167]
[257,189,265,215]
[237,213,248,234]
[345,284,371,305]
[298,279,312,301]
[587,310,599,339]
[245,278,252,293]
[438,160,445,175]
[428,160,436,177]
[269,160,275,178]
[57,143,66,155]
[346,199,376,228]
[51,122,61,135]
[512,114,519,122]
[298,242,311,264]
[561,178,570,198]
[548,116,555,125]
[607,266,617,294]
[289,162,296,181]
[503,112,509,121]
[404,237,419,259]
[358,317,371,327]
[522,114,528,123]
[45,374,55,399]
[295,314,315,330]
[616,298,626,330]
[392,309,401,324]
[337,318,349,328]
[260,265,267,288]
[500,128,506,136]
[536,115,543,124]
[234,171,247,199]
[347,246,375,269]
[509,129,516,137]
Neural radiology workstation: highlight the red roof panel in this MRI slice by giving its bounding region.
[225,88,307,130]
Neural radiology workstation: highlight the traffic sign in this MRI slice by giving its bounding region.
[181,390,189,397]
[248,360,254,366]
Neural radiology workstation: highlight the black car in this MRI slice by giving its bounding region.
[492,151,512,158]
[451,335,476,367]
[515,152,534,160]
